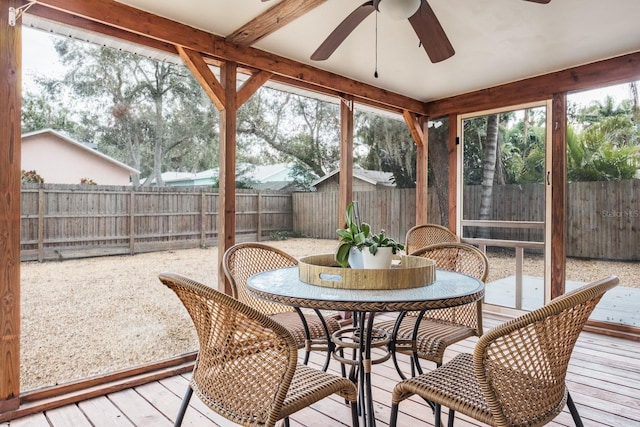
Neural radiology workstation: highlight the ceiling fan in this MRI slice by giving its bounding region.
[304,0,551,64]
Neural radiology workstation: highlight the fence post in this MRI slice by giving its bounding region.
[38,187,44,262]
[200,191,206,247]
[129,190,135,255]
[257,192,262,241]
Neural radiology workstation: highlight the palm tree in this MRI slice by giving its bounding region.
[567,117,639,181]
[477,114,499,238]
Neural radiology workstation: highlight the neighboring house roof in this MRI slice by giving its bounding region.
[310,167,395,188]
[143,163,306,190]
[22,129,139,174]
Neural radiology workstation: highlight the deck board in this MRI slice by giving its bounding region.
[5,312,640,426]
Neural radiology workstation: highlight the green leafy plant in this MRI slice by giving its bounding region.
[364,229,404,255]
[21,170,44,183]
[335,202,370,268]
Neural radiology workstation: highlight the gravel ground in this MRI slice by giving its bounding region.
[20,238,639,391]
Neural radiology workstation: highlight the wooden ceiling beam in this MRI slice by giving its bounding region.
[177,46,226,110]
[30,0,427,115]
[402,110,424,146]
[227,0,326,46]
[237,70,273,107]
[201,52,404,114]
[425,51,640,117]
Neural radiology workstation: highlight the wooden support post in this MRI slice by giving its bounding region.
[338,95,354,228]
[0,0,22,411]
[414,116,428,225]
[338,95,354,321]
[448,114,458,234]
[217,62,237,294]
[550,94,567,299]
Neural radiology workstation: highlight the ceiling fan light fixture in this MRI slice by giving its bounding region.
[379,0,421,20]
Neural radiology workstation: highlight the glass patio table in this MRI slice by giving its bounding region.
[247,266,485,427]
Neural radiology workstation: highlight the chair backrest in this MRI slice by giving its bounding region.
[223,242,297,315]
[411,242,488,282]
[409,242,488,332]
[158,272,298,427]
[473,275,619,427]
[405,224,459,255]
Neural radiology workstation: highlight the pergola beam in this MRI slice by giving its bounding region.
[226,0,327,46]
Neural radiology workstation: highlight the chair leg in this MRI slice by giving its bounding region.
[350,400,359,427]
[447,409,456,427]
[389,402,400,427]
[566,392,584,427]
[434,403,442,427]
[174,385,194,427]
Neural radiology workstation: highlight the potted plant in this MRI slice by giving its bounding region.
[361,229,405,269]
[335,202,405,269]
[335,202,370,268]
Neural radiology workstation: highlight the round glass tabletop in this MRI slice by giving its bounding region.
[247,267,484,312]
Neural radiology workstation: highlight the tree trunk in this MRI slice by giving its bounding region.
[152,96,165,186]
[478,114,499,238]
[428,122,450,226]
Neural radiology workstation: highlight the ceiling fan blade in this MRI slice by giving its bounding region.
[311,1,376,61]
[522,0,551,3]
[408,1,454,63]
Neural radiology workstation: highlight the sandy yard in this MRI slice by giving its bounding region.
[20,238,638,391]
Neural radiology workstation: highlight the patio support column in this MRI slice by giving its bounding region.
[338,95,354,227]
[0,0,22,411]
[403,111,428,225]
[177,49,272,294]
[448,113,458,233]
[550,93,567,299]
[218,61,238,294]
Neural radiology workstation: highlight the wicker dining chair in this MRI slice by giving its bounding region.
[404,224,459,255]
[223,242,341,368]
[158,272,359,427]
[390,275,619,427]
[376,242,488,378]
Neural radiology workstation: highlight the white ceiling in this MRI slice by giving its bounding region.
[85,1,640,102]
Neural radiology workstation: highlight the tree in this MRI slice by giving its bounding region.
[22,85,76,134]
[237,88,339,180]
[49,38,218,185]
[567,118,638,181]
[567,95,639,182]
[356,112,416,188]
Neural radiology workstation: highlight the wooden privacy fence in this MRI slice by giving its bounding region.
[294,180,639,261]
[20,180,638,262]
[20,184,292,262]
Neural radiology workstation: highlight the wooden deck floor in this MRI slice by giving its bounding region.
[4,313,640,427]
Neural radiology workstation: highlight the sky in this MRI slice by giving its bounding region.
[22,27,67,91]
